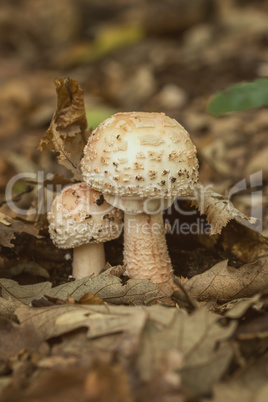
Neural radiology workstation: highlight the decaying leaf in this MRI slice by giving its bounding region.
[0,267,175,306]
[0,318,44,363]
[1,359,134,402]
[0,213,11,226]
[0,279,52,304]
[219,220,268,263]
[217,293,261,318]
[185,257,268,302]
[136,306,236,397]
[16,304,149,357]
[78,292,105,305]
[0,214,41,248]
[14,302,236,398]
[210,353,268,402]
[0,297,23,321]
[38,78,91,180]
[192,189,258,235]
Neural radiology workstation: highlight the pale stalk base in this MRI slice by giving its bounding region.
[72,243,106,279]
[124,212,173,283]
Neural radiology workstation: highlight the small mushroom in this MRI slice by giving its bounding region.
[81,112,199,283]
[47,182,123,279]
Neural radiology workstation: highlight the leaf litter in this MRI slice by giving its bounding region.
[1,4,268,400]
[38,77,91,181]
[1,79,268,399]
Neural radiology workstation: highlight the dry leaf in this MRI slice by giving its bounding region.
[214,294,262,318]
[84,362,134,402]
[2,361,133,402]
[78,292,105,305]
[0,280,52,304]
[0,297,23,321]
[2,300,236,400]
[218,220,268,263]
[211,353,268,402]
[136,306,236,397]
[0,213,11,226]
[0,267,174,306]
[15,302,236,397]
[0,318,43,362]
[185,257,268,302]
[0,215,41,248]
[38,77,91,180]
[192,189,258,235]
[223,294,262,319]
[16,304,148,357]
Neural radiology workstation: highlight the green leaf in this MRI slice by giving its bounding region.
[86,107,116,129]
[208,79,268,116]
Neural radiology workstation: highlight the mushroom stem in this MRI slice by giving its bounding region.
[72,243,106,279]
[123,211,173,283]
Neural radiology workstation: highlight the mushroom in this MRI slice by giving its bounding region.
[48,182,123,279]
[81,112,199,283]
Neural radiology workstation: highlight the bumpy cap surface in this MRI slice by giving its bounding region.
[81,112,199,198]
[48,183,123,249]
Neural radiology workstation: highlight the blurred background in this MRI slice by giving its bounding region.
[0,0,268,281]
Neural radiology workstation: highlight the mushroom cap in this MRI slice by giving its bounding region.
[81,112,199,198]
[48,183,123,249]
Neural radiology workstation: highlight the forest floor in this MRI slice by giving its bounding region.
[1,1,268,401]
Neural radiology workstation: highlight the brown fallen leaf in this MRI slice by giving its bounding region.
[15,302,236,397]
[0,213,11,226]
[78,292,105,305]
[210,353,268,402]
[84,362,133,402]
[219,220,268,263]
[0,318,44,363]
[38,77,91,180]
[0,214,41,248]
[1,360,134,402]
[16,304,148,357]
[192,188,258,235]
[0,280,52,305]
[184,257,268,302]
[217,293,261,318]
[136,306,236,397]
[0,297,23,321]
[0,266,175,306]
[2,296,238,400]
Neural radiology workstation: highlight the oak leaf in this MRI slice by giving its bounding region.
[38,77,91,180]
[184,257,268,302]
[192,189,258,235]
[0,267,174,306]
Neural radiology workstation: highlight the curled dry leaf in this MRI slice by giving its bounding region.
[218,220,268,264]
[192,189,258,235]
[38,77,91,180]
[184,257,268,302]
[216,293,261,318]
